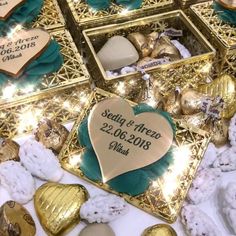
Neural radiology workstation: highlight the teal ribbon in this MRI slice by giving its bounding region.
[0,40,63,88]
[213,2,236,26]
[78,103,176,196]
[0,0,43,35]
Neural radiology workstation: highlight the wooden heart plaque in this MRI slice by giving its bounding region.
[0,28,50,77]
[0,0,26,20]
[88,98,174,182]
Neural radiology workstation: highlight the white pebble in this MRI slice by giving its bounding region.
[187,168,221,204]
[19,139,63,181]
[229,113,236,146]
[0,161,35,204]
[198,143,217,170]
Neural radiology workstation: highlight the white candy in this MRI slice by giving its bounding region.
[0,161,35,204]
[171,40,191,58]
[198,143,217,170]
[222,182,236,234]
[213,147,236,172]
[80,194,128,223]
[19,139,63,181]
[229,113,236,146]
[187,168,221,204]
[181,205,221,236]
[120,66,136,75]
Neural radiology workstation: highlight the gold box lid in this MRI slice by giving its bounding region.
[190,1,236,49]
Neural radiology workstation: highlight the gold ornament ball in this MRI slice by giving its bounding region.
[142,224,177,236]
[0,201,36,236]
[0,138,19,163]
[35,119,69,153]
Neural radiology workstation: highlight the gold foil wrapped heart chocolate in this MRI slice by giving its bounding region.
[163,90,182,117]
[34,183,88,235]
[0,201,36,236]
[0,28,50,77]
[0,0,25,20]
[198,75,236,119]
[35,119,69,153]
[142,224,177,236]
[0,138,19,163]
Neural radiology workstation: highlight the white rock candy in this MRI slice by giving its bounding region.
[80,194,128,223]
[0,161,35,204]
[181,205,221,236]
[187,168,221,204]
[222,182,236,234]
[198,143,217,170]
[19,139,63,181]
[229,113,236,146]
[213,147,236,172]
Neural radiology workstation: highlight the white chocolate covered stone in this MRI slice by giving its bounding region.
[19,139,63,181]
[97,36,139,71]
[187,168,221,204]
[199,143,217,170]
[181,205,221,236]
[0,161,35,204]
[213,147,236,172]
[80,194,128,223]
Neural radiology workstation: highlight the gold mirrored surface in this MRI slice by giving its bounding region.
[59,88,210,223]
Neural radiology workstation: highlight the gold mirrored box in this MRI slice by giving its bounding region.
[0,28,90,109]
[83,10,215,102]
[190,1,236,78]
[57,0,176,47]
[0,83,92,138]
[58,88,211,223]
[32,0,65,30]
[175,0,208,9]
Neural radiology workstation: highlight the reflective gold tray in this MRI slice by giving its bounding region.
[0,83,91,138]
[59,88,210,223]
[0,28,90,107]
[83,10,215,101]
[190,1,236,77]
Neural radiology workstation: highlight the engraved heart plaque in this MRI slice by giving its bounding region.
[88,98,174,182]
[0,28,50,77]
[0,0,26,20]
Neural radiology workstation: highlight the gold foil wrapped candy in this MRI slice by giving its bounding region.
[0,201,36,236]
[0,138,19,163]
[151,36,181,61]
[34,183,88,235]
[128,32,152,58]
[163,90,182,117]
[198,74,236,119]
[35,119,69,153]
[142,224,177,236]
[181,89,209,115]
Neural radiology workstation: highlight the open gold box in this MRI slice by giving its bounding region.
[190,1,236,78]
[0,28,90,108]
[83,10,215,102]
[175,0,208,9]
[58,88,210,223]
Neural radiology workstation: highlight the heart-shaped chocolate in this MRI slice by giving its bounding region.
[0,28,50,77]
[88,98,173,182]
[0,0,25,20]
[34,183,88,235]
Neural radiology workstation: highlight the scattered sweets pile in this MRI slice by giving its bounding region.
[97,30,191,78]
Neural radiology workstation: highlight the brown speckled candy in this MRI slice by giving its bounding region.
[35,119,69,153]
[0,201,36,236]
[0,138,19,163]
